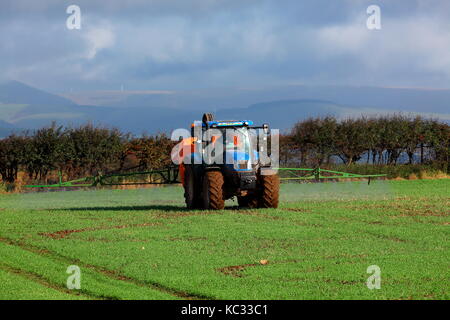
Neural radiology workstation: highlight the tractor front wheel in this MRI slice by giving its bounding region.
[202,171,225,210]
[258,174,280,208]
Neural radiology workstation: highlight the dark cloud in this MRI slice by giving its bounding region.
[1,0,449,91]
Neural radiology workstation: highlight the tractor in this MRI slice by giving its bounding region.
[178,113,279,210]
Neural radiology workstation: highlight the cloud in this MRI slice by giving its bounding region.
[83,24,115,60]
[0,0,449,91]
[313,13,450,82]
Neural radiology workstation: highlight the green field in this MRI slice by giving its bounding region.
[0,180,448,300]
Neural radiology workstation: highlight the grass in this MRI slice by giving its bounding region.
[0,180,448,300]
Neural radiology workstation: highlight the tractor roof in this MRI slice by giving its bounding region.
[194,120,254,128]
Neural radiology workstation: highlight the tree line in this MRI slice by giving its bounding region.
[0,123,175,185]
[0,115,449,187]
[280,115,449,169]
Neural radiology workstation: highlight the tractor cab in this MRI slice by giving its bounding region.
[203,120,258,170]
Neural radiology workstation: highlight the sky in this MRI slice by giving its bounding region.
[1,0,450,92]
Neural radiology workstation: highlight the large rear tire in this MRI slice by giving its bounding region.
[184,165,202,209]
[202,171,225,210]
[259,174,280,208]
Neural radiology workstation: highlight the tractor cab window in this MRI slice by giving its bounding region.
[224,128,254,153]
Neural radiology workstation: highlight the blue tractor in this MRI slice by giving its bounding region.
[180,113,279,210]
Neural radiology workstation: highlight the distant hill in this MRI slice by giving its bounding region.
[0,119,15,128]
[215,100,340,131]
[0,81,103,130]
[0,120,14,138]
[0,80,75,106]
[0,81,346,133]
[83,99,340,134]
[0,81,449,135]
[77,84,450,115]
[0,121,25,138]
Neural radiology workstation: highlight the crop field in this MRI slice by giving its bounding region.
[0,179,448,300]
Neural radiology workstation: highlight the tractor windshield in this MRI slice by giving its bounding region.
[225,128,254,152]
[223,127,258,169]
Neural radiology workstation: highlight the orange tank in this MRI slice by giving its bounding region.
[175,137,197,186]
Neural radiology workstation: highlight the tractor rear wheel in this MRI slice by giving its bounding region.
[183,165,202,209]
[202,171,225,210]
[258,174,280,208]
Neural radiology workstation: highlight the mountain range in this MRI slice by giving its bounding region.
[0,80,449,137]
